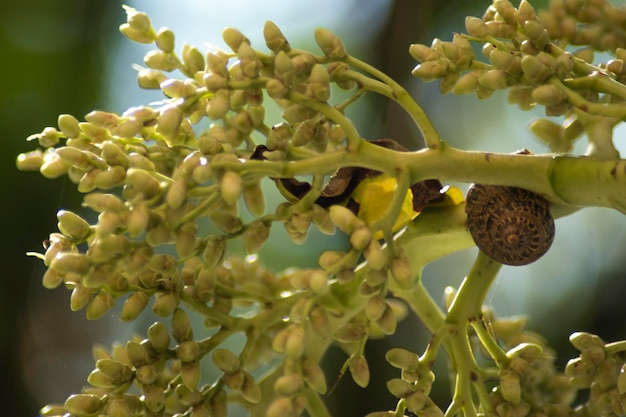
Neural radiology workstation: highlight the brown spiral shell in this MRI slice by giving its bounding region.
[465,184,555,266]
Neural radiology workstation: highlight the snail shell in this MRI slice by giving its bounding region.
[465,184,555,266]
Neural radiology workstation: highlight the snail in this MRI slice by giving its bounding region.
[465,184,555,266]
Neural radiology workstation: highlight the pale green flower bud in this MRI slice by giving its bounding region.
[494,0,517,24]
[386,347,419,371]
[58,113,81,138]
[223,369,245,391]
[142,384,165,412]
[266,78,289,99]
[297,359,326,395]
[57,210,91,240]
[267,397,294,417]
[120,23,155,44]
[155,27,175,53]
[390,251,413,288]
[531,84,567,106]
[44,233,71,266]
[164,180,186,210]
[334,322,367,343]
[157,105,182,140]
[376,304,398,335]
[274,374,303,396]
[203,73,227,92]
[363,269,385,289]
[364,240,386,271]
[241,372,261,403]
[125,203,150,238]
[406,391,428,414]
[175,384,203,408]
[42,268,64,289]
[100,141,128,167]
[147,321,170,353]
[365,294,386,321]
[518,0,537,24]
[486,20,516,39]
[127,153,156,171]
[329,205,365,234]
[26,127,63,148]
[79,122,111,143]
[180,43,204,75]
[349,226,372,252]
[144,50,179,72]
[309,64,331,101]
[70,284,94,311]
[96,358,133,385]
[40,150,70,179]
[285,325,306,358]
[222,27,250,52]
[120,291,149,322]
[206,89,230,120]
[465,16,489,38]
[309,305,332,339]
[308,270,328,295]
[387,378,414,398]
[264,20,290,52]
[523,20,549,50]
[499,369,521,404]
[210,212,243,234]
[237,41,261,78]
[318,250,346,271]
[125,168,161,198]
[87,369,115,389]
[16,150,44,171]
[94,166,127,189]
[171,307,193,343]
[85,110,120,129]
[314,27,346,59]
[135,363,158,385]
[106,394,142,417]
[273,51,294,85]
[137,68,166,90]
[212,348,241,374]
[265,123,290,151]
[51,252,91,275]
[242,220,270,254]
[409,43,439,63]
[126,340,154,367]
[490,50,522,76]
[160,79,196,99]
[177,340,200,363]
[206,52,230,78]
[479,69,515,90]
[411,59,449,81]
[520,54,552,83]
[220,171,242,205]
[349,355,370,388]
[152,291,179,317]
[64,394,103,416]
[86,290,115,320]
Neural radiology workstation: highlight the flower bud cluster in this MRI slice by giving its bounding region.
[384,348,442,416]
[565,332,626,416]
[410,0,626,120]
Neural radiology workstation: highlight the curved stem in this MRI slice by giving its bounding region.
[346,55,443,149]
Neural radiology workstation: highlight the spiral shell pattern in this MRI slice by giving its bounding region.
[465,184,555,266]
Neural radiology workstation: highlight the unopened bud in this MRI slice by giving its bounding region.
[314,27,346,59]
[349,355,370,388]
[264,21,290,52]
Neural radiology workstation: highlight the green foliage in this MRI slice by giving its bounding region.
[17,1,626,416]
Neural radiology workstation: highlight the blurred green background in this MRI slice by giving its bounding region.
[2,1,625,416]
